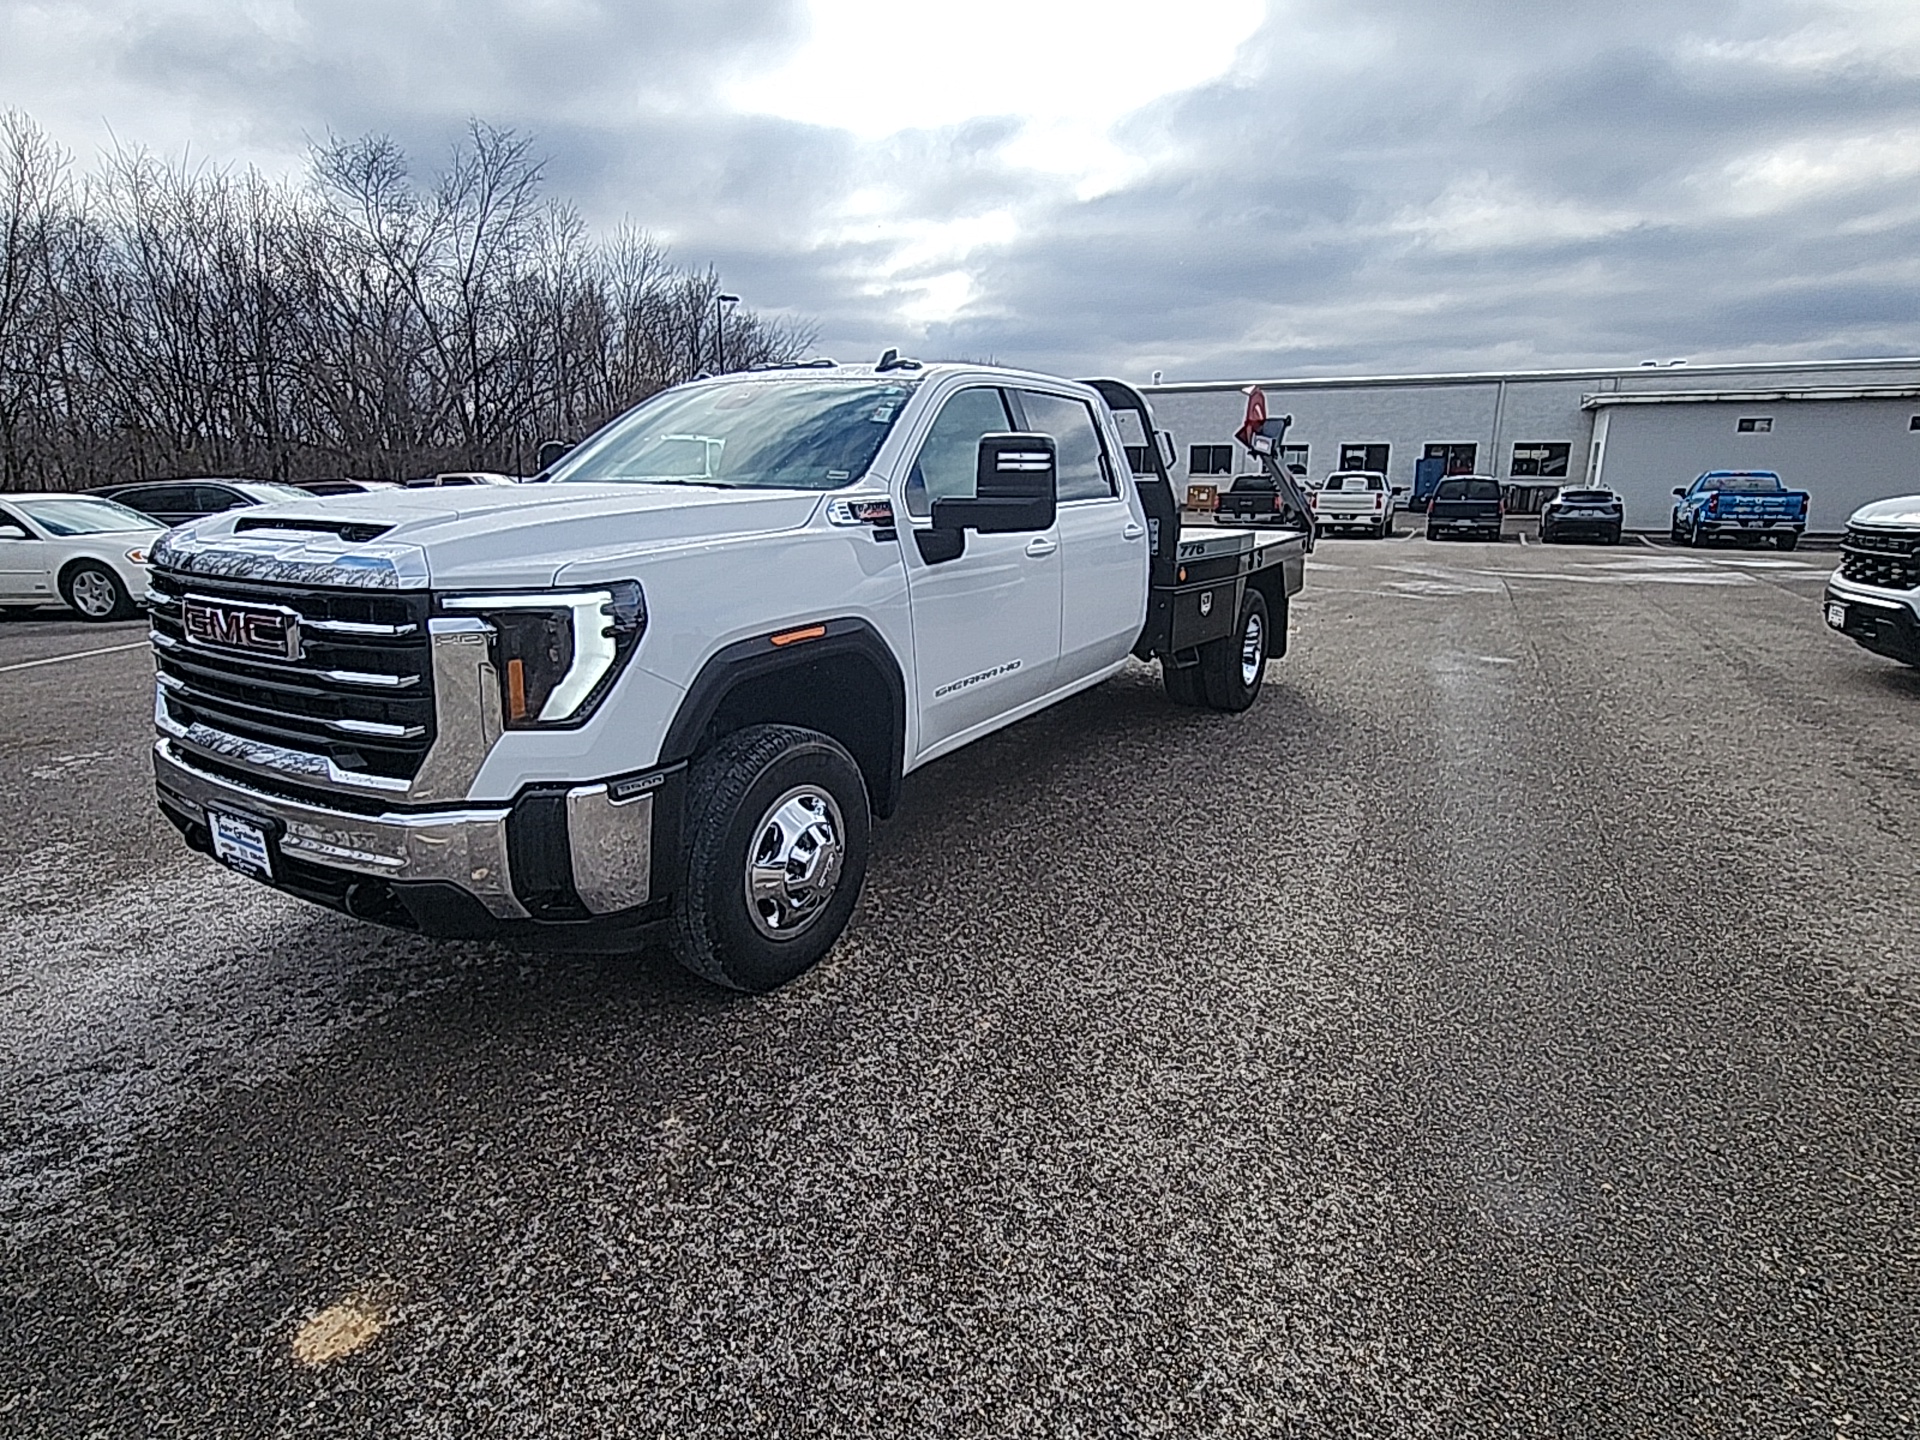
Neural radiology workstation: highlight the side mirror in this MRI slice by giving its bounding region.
[932,433,1057,536]
[0,523,27,540]
[536,439,573,473]
[1672,487,1687,498]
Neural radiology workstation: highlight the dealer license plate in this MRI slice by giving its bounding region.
[208,810,274,880]
[1825,602,1847,630]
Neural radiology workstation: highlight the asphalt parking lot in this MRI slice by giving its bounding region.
[1,533,1916,1437]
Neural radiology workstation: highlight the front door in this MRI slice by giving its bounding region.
[898,385,1062,756]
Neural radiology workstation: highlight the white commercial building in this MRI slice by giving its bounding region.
[1142,357,1920,532]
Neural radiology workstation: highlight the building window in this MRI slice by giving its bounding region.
[1281,444,1309,474]
[1737,417,1772,433]
[1909,416,1920,432]
[1423,442,1478,475]
[1510,442,1571,478]
[1340,443,1390,473]
[1189,444,1233,475]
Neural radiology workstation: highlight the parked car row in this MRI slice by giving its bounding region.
[0,471,532,621]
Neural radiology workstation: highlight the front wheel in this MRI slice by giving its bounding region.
[1199,588,1270,712]
[670,724,871,993]
[62,563,134,621]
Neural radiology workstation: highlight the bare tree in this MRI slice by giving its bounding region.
[0,110,813,491]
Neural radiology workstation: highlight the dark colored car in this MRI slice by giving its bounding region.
[1426,476,1504,542]
[1539,487,1624,544]
[287,478,402,497]
[86,478,311,527]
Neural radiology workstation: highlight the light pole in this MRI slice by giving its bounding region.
[715,292,740,373]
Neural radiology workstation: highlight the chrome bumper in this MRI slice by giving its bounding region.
[155,738,526,918]
[154,740,658,922]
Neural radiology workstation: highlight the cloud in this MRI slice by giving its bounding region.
[6,0,1920,379]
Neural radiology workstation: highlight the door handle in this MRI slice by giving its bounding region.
[1025,536,1058,558]
[1123,522,1144,540]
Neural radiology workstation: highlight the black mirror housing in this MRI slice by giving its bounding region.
[536,438,574,474]
[1672,487,1687,497]
[932,432,1058,535]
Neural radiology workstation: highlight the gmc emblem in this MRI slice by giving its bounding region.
[182,596,301,661]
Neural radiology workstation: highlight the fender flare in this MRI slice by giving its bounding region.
[658,617,908,818]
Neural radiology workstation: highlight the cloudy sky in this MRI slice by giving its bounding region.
[6,0,1920,381]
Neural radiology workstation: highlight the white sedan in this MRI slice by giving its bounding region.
[0,494,166,621]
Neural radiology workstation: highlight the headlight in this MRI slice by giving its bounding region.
[443,582,645,728]
[127,548,150,564]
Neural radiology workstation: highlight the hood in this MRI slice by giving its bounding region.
[149,483,825,590]
[1849,494,1920,529]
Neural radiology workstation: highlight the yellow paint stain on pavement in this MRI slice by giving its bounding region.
[291,1296,387,1367]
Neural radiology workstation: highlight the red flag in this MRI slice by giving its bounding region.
[1235,386,1268,450]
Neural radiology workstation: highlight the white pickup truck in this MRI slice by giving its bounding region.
[1823,495,1919,668]
[148,364,1307,990]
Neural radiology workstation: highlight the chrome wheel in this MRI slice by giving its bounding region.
[69,568,119,618]
[744,785,846,940]
[1240,610,1266,688]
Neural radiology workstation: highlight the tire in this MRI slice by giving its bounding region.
[670,724,871,994]
[1377,515,1393,539]
[61,562,134,622]
[1776,531,1799,551]
[1669,515,1685,543]
[1163,662,1206,707]
[1606,526,1622,545]
[1539,522,1555,544]
[1199,587,1270,712]
[1688,516,1707,548]
[1426,526,1440,541]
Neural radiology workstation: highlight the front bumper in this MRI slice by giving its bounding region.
[155,739,675,939]
[1823,583,1920,666]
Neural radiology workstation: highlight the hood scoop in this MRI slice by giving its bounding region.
[234,515,394,544]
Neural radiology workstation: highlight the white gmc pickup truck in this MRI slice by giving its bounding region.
[148,364,1307,990]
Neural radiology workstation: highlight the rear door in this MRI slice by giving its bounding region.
[1016,387,1144,680]
[897,385,1063,755]
[0,505,50,601]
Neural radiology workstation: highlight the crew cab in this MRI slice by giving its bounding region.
[1670,470,1808,549]
[1823,495,1920,667]
[1425,476,1504,542]
[147,364,1307,992]
[1308,471,1393,538]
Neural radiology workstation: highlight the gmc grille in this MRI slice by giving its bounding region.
[149,571,435,782]
[1839,526,1920,592]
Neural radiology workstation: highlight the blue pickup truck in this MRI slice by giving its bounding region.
[1670,470,1809,550]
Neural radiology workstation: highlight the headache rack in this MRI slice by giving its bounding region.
[148,571,437,784]
[1840,525,1920,592]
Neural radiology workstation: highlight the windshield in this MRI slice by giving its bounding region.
[13,496,158,535]
[555,378,918,490]
[1701,474,1783,494]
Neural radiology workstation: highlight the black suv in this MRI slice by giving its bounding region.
[86,478,311,527]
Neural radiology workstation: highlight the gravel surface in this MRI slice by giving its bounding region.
[0,537,1914,1437]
